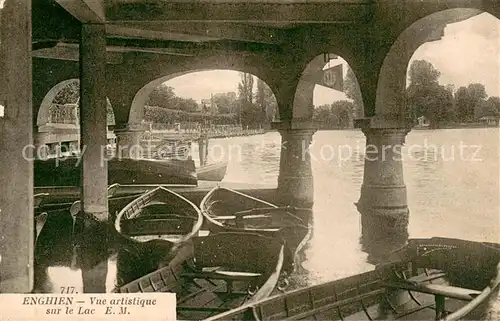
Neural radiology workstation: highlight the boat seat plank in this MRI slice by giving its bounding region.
[178,283,226,304]
[176,306,231,312]
[120,216,196,235]
[372,302,437,320]
[213,214,271,220]
[181,271,261,282]
[383,282,481,301]
[279,289,386,321]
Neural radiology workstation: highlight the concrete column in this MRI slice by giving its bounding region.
[114,124,145,159]
[0,0,33,292]
[356,127,410,263]
[277,128,315,207]
[79,23,108,293]
[79,23,108,222]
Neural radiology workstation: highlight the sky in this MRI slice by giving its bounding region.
[164,12,499,107]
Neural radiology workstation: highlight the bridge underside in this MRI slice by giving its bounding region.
[1,0,499,292]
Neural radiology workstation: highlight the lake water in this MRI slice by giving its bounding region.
[204,128,499,319]
[39,128,500,318]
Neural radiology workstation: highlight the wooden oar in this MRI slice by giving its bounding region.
[233,206,309,223]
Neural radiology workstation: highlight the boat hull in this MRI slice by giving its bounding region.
[204,237,500,321]
[34,157,197,186]
[114,232,286,321]
[115,186,203,243]
[196,161,228,181]
[200,187,312,274]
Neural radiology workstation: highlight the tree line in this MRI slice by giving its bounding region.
[312,59,500,130]
[406,60,500,128]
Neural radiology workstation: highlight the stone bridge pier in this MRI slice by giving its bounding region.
[3,0,500,293]
[276,125,316,208]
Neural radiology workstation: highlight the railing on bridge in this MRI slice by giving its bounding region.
[143,122,265,141]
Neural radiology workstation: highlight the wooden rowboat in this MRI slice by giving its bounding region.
[204,237,500,321]
[114,186,203,244]
[34,157,198,186]
[34,184,134,243]
[35,184,147,219]
[200,186,312,273]
[114,232,286,321]
[151,137,228,182]
[34,193,49,245]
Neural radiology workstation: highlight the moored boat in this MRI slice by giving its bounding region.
[34,157,198,186]
[34,193,49,245]
[34,184,147,219]
[152,136,228,182]
[197,161,228,181]
[114,232,286,321]
[114,186,203,244]
[200,186,312,273]
[204,237,500,321]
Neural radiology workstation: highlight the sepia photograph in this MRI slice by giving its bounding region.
[0,0,499,320]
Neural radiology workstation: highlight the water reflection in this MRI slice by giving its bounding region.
[33,128,499,314]
[34,210,176,293]
[359,213,409,265]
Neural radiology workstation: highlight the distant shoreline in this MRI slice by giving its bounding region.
[413,123,499,130]
[204,124,499,138]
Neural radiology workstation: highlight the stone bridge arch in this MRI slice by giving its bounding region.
[375,7,490,124]
[128,68,278,128]
[37,78,79,129]
[35,78,115,151]
[105,52,280,129]
[37,79,115,129]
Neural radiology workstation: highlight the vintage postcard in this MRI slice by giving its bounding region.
[1,1,499,320]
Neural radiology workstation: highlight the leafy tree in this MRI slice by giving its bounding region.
[468,83,487,101]
[146,84,199,112]
[455,86,471,122]
[212,92,237,114]
[146,84,176,108]
[331,100,355,128]
[238,73,254,105]
[172,97,199,112]
[255,79,278,123]
[239,101,262,129]
[455,83,487,122]
[312,101,355,129]
[256,79,266,113]
[407,82,453,128]
[406,60,455,127]
[237,73,270,128]
[264,85,278,122]
[312,105,336,129]
[53,80,79,104]
[475,97,500,119]
[487,96,500,114]
[407,60,440,87]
